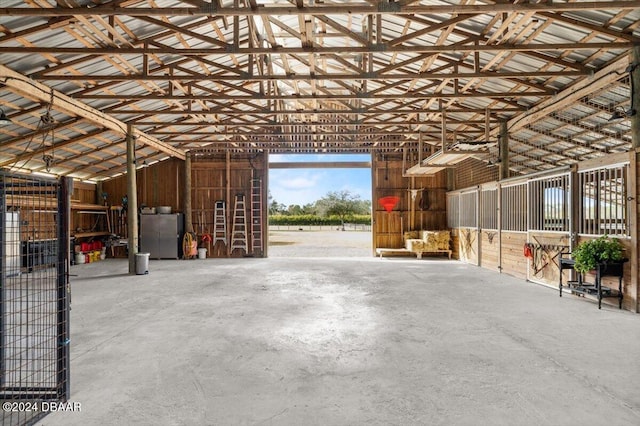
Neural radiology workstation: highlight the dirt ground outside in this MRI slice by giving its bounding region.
[268,226,372,257]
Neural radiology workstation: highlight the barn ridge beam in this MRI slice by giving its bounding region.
[33,70,586,82]
[4,2,640,17]
[73,91,551,101]
[2,42,633,56]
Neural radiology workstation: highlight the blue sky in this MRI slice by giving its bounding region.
[268,154,372,206]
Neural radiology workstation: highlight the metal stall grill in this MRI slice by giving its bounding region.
[480,187,498,231]
[1,172,70,426]
[501,183,528,232]
[578,164,629,237]
[528,174,570,232]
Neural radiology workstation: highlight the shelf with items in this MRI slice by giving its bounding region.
[71,205,110,237]
[71,203,111,264]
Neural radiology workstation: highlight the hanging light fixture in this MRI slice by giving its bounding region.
[0,108,12,126]
[608,107,636,122]
[609,63,638,122]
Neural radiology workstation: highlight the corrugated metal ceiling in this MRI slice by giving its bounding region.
[0,1,638,179]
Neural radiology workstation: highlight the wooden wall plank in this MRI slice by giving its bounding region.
[101,154,267,258]
[480,230,500,271]
[372,153,448,251]
[500,232,528,280]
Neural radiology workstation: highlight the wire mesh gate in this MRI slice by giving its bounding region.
[0,171,70,426]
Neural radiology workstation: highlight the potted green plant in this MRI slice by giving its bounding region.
[572,235,625,274]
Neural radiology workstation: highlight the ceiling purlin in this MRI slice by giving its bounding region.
[26,132,123,173]
[31,14,229,86]
[71,88,550,103]
[37,141,124,175]
[287,53,356,111]
[4,0,635,169]
[160,129,486,140]
[33,68,583,83]
[0,117,85,151]
[137,15,229,49]
[129,112,525,128]
[30,55,102,79]
[382,12,591,100]
[406,15,462,123]
[71,150,134,179]
[60,19,170,99]
[0,21,54,43]
[193,80,255,101]
[389,14,472,46]
[8,2,640,17]
[508,133,596,165]
[314,14,369,46]
[547,110,624,145]
[0,60,188,162]
[444,16,541,118]
[536,11,640,44]
[463,11,544,130]
[4,40,632,56]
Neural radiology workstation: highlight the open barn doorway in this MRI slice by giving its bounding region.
[267,154,372,258]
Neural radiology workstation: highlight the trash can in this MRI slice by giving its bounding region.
[198,248,207,259]
[135,252,150,275]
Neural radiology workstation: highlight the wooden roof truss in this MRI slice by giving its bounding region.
[0,1,638,179]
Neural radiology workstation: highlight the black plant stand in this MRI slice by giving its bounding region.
[559,253,627,309]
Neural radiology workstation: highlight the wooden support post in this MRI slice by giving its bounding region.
[184,152,193,234]
[485,107,490,142]
[440,103,447,153]
[497,182,502,273]
[631,45,640,312]
[126,124,139,274]
[446,168,455,191]
[226,150,231,257]
[264,151,270,258]
[632,45,640,150]
[96,181,103,205]
[499,121,509,180]
[371,152,377,256]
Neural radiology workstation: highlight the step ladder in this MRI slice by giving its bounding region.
[251,178,263,256]
[230,194,248,253]
[213,200,227,246]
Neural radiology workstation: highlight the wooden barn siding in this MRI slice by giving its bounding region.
[372,154,448,252]
[634,150,640,313]
[456,228,478,265]
[499,232,528,280]
[70,181,100,237]
[191,154,267,258]
[479,230,499,272]
[447,151,639,312]
[450,230,460,259]
[102,158,185,212]
[101,154,267,258]
[526,232,571,288]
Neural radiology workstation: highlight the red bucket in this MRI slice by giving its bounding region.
[81,242,90,252]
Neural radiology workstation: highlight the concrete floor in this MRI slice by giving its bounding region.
[40,255,640,426]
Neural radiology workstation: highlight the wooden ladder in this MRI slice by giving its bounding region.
[213,200,227,246]
[250,178,263,256]
[230,194,248,254]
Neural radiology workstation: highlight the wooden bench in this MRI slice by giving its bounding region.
[376,248,451,259]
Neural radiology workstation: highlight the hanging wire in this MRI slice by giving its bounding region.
[9,98,56,172]
[41,90,56,172]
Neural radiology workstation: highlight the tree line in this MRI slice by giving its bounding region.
[269,190,372,226]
